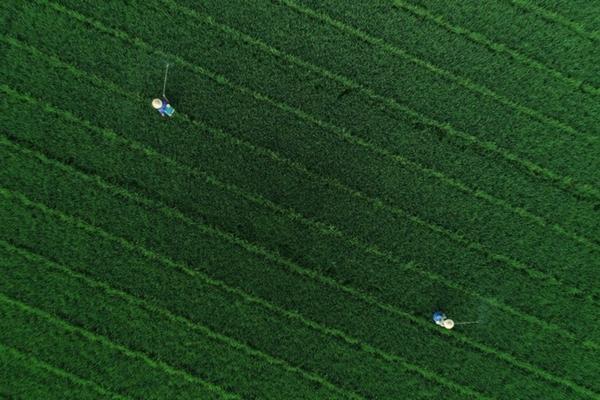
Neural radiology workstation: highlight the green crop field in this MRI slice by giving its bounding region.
[1,0,599,399]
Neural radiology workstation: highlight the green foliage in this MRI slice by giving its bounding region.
[0,0,599,399]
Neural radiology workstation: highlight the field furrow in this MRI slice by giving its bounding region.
[0,194,485,399]
[0,292,232,399]
[0,243,368,400]
[1,0,598,398]
[283,0,599,136]
[0,343,127,400]
[509,0,600,35]
[154,0,600,177]
[164,0,599,251]
[42,0,600,198]
[3,40,600,362]
[3,68,598,344]
[398,0,600,87]
[2,2,596,300]
[389,0,600,96]
[4,14,600,316]
[34,0,597,255]
[0,122,598,397]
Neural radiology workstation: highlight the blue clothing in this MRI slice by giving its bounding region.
[158,98,175,117]
[433,311,445,323]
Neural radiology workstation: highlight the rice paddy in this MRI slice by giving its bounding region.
[1,1,599,399]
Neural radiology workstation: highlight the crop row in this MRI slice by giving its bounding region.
[393,0,600,95]
[4,0,600,300]
[116,3,598,178]
[396,0,600,88]
[0,191,496,400]
[4,0,600,390]
[34,0,597,247]
[508,0,600,38]
[0,190,568,400]
[1,17,590,304]
[57,0,600,187]
[163,0,600,241]
[0,241,382,399]
[281,0,598,139]
[155,0,600,247]
[1,38,599,350]
[4,18,600,332]
[0,292,227,399]
[3,84,599,365]
[291,0,600,131]
[1,122,597,399]
[3,10,590,260]
[6,1,596,398]
[8,49,600,344]
[0,343,121,400]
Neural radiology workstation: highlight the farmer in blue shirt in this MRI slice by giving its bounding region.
[152,97,175,117]
[433,311,454,329]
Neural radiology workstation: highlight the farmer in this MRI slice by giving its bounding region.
[432,311,454,329]
[152,97,175,117]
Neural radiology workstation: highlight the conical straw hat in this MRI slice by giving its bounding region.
[152,98,163,109]
[443,319,455,330]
